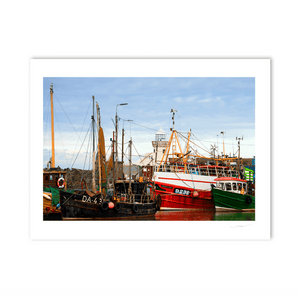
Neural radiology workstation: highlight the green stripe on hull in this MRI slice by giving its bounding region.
[212,188,255,210]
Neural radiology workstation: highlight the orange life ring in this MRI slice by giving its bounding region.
[57,177,65,188]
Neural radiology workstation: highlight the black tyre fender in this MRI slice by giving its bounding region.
[115,202,122,212]
[101,201,109,210]
[245,196,252,204]
[156,194,162,210]
[132,204,139,213]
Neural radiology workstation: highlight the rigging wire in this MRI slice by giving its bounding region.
[191,132,210,152]
[120,118,157,132]
[177,131,212,155]
[172,131,255,147]
[54,106,70,167]
[88,127,93,171]
[132,141,142,161]
[82,124,92,176]
[67,95,93,167]
[43,94,51,165]
[70,122,92,169]
[54,93,82,140]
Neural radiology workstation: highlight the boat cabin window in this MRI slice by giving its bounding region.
[210,168,216,176]
[237,182,247,190]
[225,183,231,191]
[50,175,52,180]
[217,182,225,190]
[200,168,207,175]
[190,167,198,175]
[232,182,237,191]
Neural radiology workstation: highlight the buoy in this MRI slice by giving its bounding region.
[115,203,122,211]
[108,202,114,209]
[57,177,65,188]
[193,191,199,197]
[101,201,109,210]
[132,204,139,213]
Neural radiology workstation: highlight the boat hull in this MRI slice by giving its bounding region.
[212,187,255,211]
[156,190,214,210]
[152,172,216,210]
[60,190,160,219]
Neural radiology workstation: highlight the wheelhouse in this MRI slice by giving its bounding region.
[215,177,247,193]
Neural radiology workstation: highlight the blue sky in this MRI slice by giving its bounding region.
[43,77,255,169]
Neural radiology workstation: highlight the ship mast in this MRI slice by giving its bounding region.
[236,136,243,178]
[92,96,96,192]
[158,108,184,171]
[50,83,55,168]
[96,102,101,193]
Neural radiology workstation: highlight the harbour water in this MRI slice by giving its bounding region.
[155,209,255,221]
[62,210,255,221]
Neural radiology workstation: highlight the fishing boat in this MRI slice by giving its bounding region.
[58,95,161,219]
[60,181,161,219]
[151,109,239,210]
[211,177,255,211]
[153,163,233,210]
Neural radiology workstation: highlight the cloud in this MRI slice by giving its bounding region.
[174,95,198,103]
[198,98,212,103]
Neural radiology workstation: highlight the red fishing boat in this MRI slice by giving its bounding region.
[151,108,239,210]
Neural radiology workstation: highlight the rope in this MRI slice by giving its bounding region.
[191,133,210,152]
[43,94,51,165]
[70,122,92,169]
[177,131,212,156]
[54,94,82,140]
[132,141,142,161]
[120,118,157,132]
[54,106,69,167]
[61,192,77,206]
[68,96,93,165]
[82,125,92,176]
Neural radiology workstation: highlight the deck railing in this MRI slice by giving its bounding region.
[155,163,238,178]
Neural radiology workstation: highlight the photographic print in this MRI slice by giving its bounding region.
[31,59,270,239]
[42,76,255,221]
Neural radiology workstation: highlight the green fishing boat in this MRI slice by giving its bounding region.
[211,177,255,211]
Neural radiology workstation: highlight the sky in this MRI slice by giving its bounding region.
[43,77,255,169]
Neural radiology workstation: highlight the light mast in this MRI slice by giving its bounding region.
[50,83,55,168]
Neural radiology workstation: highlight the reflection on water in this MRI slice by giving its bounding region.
[61,210,255,221]
[155,209,215,221]
[155,210,255,221]
[214,211,255,221]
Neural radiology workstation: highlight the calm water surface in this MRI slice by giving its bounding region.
[154,210,255,221]
[66,210,255,221]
